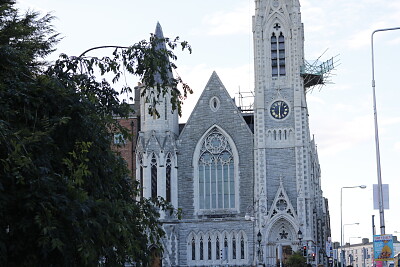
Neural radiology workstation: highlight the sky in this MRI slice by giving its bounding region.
[16,0,400,246]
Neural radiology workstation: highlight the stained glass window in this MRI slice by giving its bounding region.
[198,128,235,210]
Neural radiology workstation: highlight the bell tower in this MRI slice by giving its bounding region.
[135,23,179,211]
[253,0,316,264]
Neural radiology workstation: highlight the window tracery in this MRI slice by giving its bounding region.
[198,128,235,210]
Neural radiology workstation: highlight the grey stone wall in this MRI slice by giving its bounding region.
[176,72,255,266]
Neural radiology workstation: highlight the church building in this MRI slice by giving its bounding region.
[118,0,331,266]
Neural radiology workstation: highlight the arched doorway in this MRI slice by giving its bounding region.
[265,218,298,266]
[149,245,162,267]
[276,244,294,266]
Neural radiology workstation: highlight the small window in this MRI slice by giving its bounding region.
[208,236,212,260]
[191,237,196,260]
[200,237,204,260]
[232,236,236,259]
[209,96,220,112]
[151,154,157,198]
[166,155,172,202]
[113,133,125,145]
[240,235,245,259]
[139,153,144,199]
[216,236,220,260]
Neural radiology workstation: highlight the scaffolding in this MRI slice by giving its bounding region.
[235,51,339,112]
[301,51,339,92]
[236,87,254,113]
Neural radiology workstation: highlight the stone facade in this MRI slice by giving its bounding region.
[116,1,331,266]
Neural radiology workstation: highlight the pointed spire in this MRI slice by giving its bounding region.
[155,22,164,39]
[152,22,173,83]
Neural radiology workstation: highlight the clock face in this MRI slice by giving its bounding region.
[270,100,289,119]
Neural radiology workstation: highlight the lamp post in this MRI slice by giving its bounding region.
[245,205,263,266]
[343,223,360,247]
[371,26,400,236]
[298,230,303,245]
[342,223,359,266]
[340,186,366,267]
[349,236,361,244]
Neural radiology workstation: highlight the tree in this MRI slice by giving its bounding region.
[286,252,307,267]
[0,1,189,266]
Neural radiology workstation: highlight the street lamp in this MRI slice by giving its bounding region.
[342,223,359,266]
[349,236,361,244]
[340,185,366,267]
[343,223,360,247]
[245,205,257,266]
[298,230,303,244]
[371,26,400,236]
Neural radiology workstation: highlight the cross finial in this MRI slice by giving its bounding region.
[275,85,283,99]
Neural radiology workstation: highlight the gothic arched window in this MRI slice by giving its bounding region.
[271,30,286,77]
[200,236,204,260]
[197,128,235,210]
[240,235,245,259]
[187,230,247,265]
[232,235,237,259]
[150,153,157,198]
[166,154,172,202]
[208,236,212,260]
[138,153,144,199]
[191,237,196,260]
[216,236,220,260]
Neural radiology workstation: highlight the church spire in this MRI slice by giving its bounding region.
[153,22,174,83]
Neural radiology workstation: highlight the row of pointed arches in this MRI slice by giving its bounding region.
[138,152,173,202]
[187,230,248,265]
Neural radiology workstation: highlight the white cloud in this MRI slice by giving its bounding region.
[313,115,374,156]
[395,142,400,151]
[307,94,325,105]
[381,117,400,126]
[202,4,253,36]
[178,62,254,123]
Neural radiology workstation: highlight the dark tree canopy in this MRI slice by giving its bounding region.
[286,252,307,267]
[0,1,189,266]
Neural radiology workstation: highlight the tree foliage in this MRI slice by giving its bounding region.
[0,1,189,266]
[286,252,307,267]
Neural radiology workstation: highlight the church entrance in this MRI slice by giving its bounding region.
[150,246,162,267]
[276,245,293,267]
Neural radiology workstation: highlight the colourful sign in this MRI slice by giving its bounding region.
[373,234,394,261]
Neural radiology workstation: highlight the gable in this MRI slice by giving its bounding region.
[179,71,253,139]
